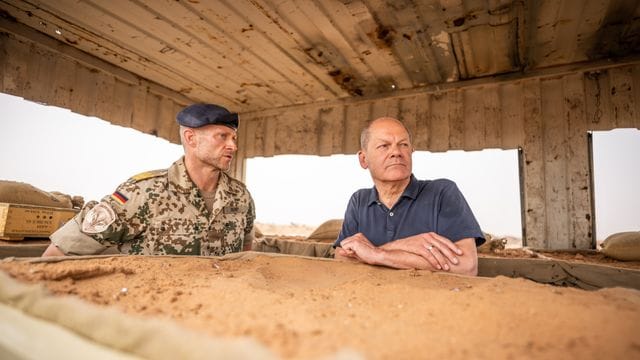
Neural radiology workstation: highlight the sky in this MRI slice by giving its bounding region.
[1,92,638,240]
[592,128,640,240]
[246,150,522,237]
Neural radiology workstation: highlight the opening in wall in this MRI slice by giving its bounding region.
[590,128,640,245]
[0,93,183,203]
[245,149,523,244]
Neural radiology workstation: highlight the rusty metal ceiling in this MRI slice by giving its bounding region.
[1,0,639,113]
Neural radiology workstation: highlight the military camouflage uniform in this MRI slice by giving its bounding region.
[51,157,255,256]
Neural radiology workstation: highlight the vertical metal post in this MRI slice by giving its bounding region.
[518,146,527,247]
[587,132,597,249]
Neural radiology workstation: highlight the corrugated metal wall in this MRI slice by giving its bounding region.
[236,62,640,249]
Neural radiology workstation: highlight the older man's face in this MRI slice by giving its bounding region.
[359,118,413,183]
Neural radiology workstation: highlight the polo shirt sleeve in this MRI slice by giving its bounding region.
[436,180,486,246]
[334,193,360,248]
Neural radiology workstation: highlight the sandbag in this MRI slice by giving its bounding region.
[600,231,640,261]
[0,270,277,360]
[253,237,334,258]
[254,225,264,238]
[306,219,343,243]
[477,232,506,253]
[0,180,77,209]
[52,191,85,209]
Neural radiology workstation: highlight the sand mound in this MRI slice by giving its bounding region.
[306,219,342,243]
[1,254,639,359]
[0,180,83,209]
[601,231,640,261]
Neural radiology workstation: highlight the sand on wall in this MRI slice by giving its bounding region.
[1,253,639,359]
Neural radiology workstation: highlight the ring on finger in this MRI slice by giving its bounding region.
[425,244,434,251]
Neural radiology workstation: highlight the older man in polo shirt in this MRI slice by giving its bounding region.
[334,117,485,276]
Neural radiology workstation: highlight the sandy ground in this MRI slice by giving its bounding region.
[1,254,639,359]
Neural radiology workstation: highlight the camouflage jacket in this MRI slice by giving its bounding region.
[51,157,255,256]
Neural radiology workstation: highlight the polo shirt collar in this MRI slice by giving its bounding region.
[403,174,420,199]
[367,174,419,206]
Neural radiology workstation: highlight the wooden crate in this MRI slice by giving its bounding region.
[0,239,51,258]
[0,203,78,241]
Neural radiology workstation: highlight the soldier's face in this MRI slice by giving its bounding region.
[193,125,238,171]
[358,118,413,183]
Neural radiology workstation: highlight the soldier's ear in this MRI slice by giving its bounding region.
[183,128,197,146]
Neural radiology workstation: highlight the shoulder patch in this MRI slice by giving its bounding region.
[130,169,166,183]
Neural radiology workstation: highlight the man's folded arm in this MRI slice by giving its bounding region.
[381,236,478,275]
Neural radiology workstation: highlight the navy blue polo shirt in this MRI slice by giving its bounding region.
[335,175,485,247]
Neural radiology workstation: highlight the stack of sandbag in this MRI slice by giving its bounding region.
[252,236,334,258]
[253,224,264,239]
[478,232,507,253]
[0,180,83,209]
[305,219,343,243]
[600,231,640,261]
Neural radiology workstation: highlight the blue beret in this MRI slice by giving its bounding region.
[176,103,238,130]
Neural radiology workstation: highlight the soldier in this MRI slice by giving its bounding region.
[42,103,255,257]
[334,117,485,275]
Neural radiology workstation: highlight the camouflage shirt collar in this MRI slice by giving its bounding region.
[168,156,239,197]
[168,157,195,194]
[214,170,238,196]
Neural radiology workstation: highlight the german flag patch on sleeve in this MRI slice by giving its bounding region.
[111,191,128,205]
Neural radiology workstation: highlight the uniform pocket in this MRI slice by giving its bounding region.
[146,219,203,255]
[222,204,248,214]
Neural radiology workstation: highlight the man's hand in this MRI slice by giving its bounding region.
[382,232,463,271]
[334,247,361,263]
[337,233,381,264]
[42,243,65,257]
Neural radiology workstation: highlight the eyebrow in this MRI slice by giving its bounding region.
[215,127,237,135]
[372,135,409,143]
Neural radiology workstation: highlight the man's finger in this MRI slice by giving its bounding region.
[431,241,459,266]
[423,233,459,266]
[335,247,361,263]
[341,242,355,252]
[425,244,450,271]
[341,239,363,253]
[430,232,464,255]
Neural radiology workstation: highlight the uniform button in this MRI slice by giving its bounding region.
[390,212,394,217]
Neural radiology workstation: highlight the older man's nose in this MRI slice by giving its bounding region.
[390,144,403,156]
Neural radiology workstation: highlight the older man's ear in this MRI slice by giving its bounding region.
[358,150,368,170]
